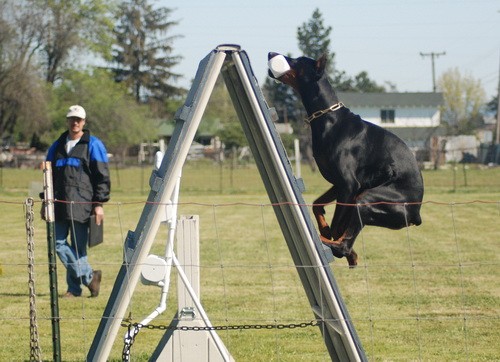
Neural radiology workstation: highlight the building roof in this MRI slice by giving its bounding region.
[338,92,443,108]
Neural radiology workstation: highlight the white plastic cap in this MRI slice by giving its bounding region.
[268,55,291,78]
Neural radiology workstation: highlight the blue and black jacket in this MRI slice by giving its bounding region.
[46,129,111,223]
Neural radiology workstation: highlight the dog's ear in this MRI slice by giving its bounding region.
[315,54,328,77]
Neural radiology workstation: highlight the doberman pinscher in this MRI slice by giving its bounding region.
[268,52,424,267]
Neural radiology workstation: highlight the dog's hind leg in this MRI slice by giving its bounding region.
[355,184,422,230]
[322,237,359,267]
[312,186,338,243]
[334,185,421,267]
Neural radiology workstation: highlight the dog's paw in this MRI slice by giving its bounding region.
[322,240,347,259]
[346,250,358,268]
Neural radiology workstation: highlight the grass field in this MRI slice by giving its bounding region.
[0,161,498,361]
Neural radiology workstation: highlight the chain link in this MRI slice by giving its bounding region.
[121,319,318,332]
[121,319,318,361]
[26,198,43,362]
[122,323,142,362]
[304,102,344,124]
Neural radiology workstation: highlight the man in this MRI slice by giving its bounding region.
[45,105,111,298]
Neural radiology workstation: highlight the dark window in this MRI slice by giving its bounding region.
[381,109,395,123]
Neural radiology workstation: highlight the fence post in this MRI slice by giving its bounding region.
[43,161,61,362]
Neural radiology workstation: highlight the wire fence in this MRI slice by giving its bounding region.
[0,194,498,361]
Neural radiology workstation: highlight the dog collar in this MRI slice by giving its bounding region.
[304,102,344,124]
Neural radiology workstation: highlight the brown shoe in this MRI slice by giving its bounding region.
[63,291,80,298]
[88,270,102,297]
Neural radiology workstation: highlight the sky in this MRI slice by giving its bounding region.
[156,0,500,101]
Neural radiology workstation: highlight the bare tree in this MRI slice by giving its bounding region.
[438,68,486,135]
[0,1,48,138]
[33,0,115,83]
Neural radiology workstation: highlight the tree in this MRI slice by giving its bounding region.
[33,0,116,83]
[297,8,334,78]
[437,68,486,135]
[265,8,386,131]
[46,68,155,159]
[206,76,246,150]
[333,71,387,93]
[486,95,498,118]
[0,0,115,143]
[111,0,184,108]
[297,8,385,93]
[486,95,499,142]
[0,1,49,139]
[263,8,335,131]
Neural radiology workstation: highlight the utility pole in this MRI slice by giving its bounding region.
[420,51,446,92]
[496,49,500,144]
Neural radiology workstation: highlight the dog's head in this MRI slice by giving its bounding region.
[268,52,327,91]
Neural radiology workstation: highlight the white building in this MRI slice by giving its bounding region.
[339,92,442,128]
[339,92,444,161]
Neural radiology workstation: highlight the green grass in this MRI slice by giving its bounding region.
[0,162,498,361]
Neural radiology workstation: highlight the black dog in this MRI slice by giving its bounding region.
[268,52,424,266]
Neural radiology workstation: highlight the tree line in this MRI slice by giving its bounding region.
[263,8,493,144]
[1,2,494,160]
[0,0,184,158]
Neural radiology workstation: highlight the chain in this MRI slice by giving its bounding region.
[121,319,318,361]
[121,319,318,332]
[304,102,344,124]
[25,198,42,362]
[122,323,142,362]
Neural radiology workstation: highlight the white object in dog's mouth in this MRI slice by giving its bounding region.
[268,55,291,78]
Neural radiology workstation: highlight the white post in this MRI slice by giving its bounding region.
[151,215,234,362]
[294,138,301,178]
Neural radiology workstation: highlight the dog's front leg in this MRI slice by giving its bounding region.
[313,204,331,240]
[329,207,363,267]
[312,186,337,242]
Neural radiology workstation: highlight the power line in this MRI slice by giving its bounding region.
[420,51,446,92]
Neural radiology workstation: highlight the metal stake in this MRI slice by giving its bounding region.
[43,161,61,362]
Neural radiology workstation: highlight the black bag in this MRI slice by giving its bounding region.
[88,215,103,248]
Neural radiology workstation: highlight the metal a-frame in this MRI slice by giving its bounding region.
[87,44,367,362]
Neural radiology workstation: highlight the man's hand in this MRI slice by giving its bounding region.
[93,205,104,225]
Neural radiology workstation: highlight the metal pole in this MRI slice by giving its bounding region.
[42,161,61,362]
[495,50,500,144]
[294,138,301,178]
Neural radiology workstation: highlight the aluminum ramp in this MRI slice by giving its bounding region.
[87,44,366,362]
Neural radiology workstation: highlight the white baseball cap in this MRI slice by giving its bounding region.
[66,105,86,119]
